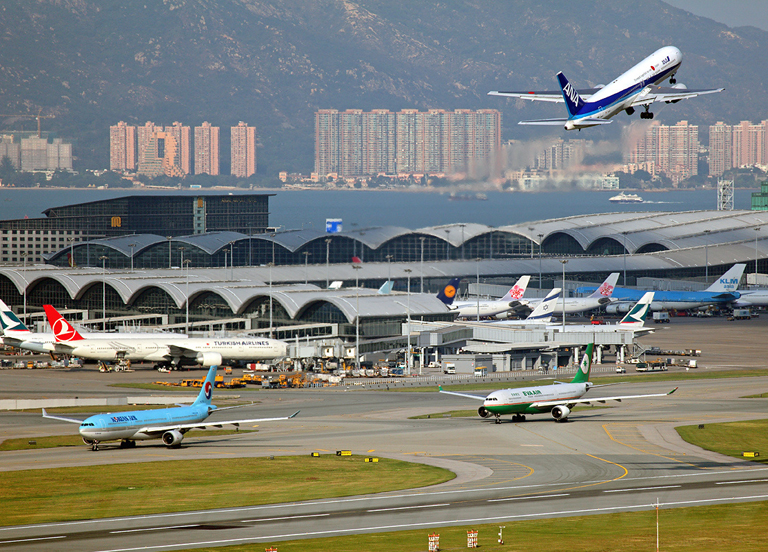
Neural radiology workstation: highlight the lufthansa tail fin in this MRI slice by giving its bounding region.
[437,278,461,306]
[192,365,218,408]
[556,72,586,117]
[43,305,85,342]
[570,343,594,384]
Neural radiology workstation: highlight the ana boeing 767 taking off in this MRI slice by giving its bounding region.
[489,46,723,129]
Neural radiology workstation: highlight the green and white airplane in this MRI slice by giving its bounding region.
[439,343,677,423]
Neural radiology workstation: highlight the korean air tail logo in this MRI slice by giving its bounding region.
[204,381,213,400]
[597,283,614,297]
[509,286,524,299]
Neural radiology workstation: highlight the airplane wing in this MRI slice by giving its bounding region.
[531,387,677,408]
[42,408,84,424]
[140,410,300,435]
[630,85,724,108]
[438,386,486,400]
[519,118,612,126]
[488,88,601,102]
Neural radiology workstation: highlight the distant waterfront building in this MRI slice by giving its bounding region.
[628,121,698,184]
[109,121,137,172]
[137,121,162,166]
[164,122,192,175]
[708,122,732,177]
[0,136,21,169]
[194,122,220,175]
[315,109,501,178]
[535,139,586,171]
[230,121,257,178]
[138,132,185,178]
[19,135,72,172]
[709,120,768,177]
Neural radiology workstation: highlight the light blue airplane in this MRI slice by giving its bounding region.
[43,365,299,450]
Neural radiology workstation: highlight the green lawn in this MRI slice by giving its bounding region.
[676,419,768,464]
[0,456,454,526]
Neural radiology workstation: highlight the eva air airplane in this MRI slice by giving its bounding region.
[439,344,677,424]
[43,365,299,450]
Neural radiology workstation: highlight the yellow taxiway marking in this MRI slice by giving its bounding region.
[367,449,376,453]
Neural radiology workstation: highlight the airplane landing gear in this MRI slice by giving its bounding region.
[669,75,676,84]
[511,414,527,422]
[494,415,501,425]
[91,441,100,451]
[640,106,654,120]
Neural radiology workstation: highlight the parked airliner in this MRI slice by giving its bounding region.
[489,46,723,129]
[43,365,299,450]
[439,343,677,423]
[445,275,531,318]
[516,273,620,317]
[43,305,288,369]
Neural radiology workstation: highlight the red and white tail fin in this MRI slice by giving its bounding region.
[500,275,531,301]
[588,272,619,299]
[43,305,84,342]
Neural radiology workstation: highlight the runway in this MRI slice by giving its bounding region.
[1,319,768,550]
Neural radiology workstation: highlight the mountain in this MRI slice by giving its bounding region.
[1,0,766,173]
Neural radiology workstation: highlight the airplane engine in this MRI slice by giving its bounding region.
[196,352,223,367]
[82,437,94,446]
[671,83,688,89]
[478,406,493,418]
[551,405,571,422]
[605,303,631,314]
[162,430,184,447]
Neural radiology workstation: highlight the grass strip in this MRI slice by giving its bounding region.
[178,501,768,552]
[676,419,768,464]
[0,455,453,526]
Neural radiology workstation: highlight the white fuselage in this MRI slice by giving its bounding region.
[450,300,515,318]
[484,383,588,416]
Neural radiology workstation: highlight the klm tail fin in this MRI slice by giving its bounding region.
[378,281,394,295]
[192,365,218,407]
[588,273,619,299]
[0,299,30,333]
[705,264,746,293]
[437,278,461,305]
[556,72,585,117]
[500,275,531,301]
[570,343,593,384]
[619,292,654,327]
[526,288,560,321]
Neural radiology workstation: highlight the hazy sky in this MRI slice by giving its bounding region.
[664,0,768,31]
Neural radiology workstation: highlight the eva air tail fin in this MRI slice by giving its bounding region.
[556,72,585,117]
[193,365,218,409]
[570,343,594,384]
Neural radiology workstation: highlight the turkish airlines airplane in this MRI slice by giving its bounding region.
[489,46,723,129]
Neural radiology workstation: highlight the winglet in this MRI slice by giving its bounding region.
[289,410,300,419]
[668,387,679,395]
[438,385,444,392]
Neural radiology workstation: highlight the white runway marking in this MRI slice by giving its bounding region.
[604,485,681,493]
[367,503,450,513]
[488,493,569,502]
[110,525,199,534]
[715,479,768,485]
[0,535,66,544]
[241,514,330,523]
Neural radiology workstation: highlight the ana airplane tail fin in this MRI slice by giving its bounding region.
[570,343,594,384]
[705,263,746,293]
[556,72,586,117]
[588,273,619,299]
[619,292,654,327]
[377,280,394,295]
[500,275,531,301]
[526,288,560,322]
[192,365,218,408]
[0,299,31,333]
[43,305,85,342]
[437,278,461,306]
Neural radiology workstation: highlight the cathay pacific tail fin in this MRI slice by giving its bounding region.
[619,292,654,327]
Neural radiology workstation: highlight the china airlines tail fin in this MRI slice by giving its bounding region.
[705,264,746,293]
[0,299,31,333]
[500,275,531,301]
[525,288,560,322]
[43,305,85,342]
[588,273,620,302]
[557,72,586,117]
[437,278,461,306]
[618,292,654,327]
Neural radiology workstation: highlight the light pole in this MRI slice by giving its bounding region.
[166,236,173,269]
[704,229,711,283]
[419,236,426,293]
[268,261,274,338]
[128,242,136,272]
[99,255,108,331]
[528,227,535,258]
[755,227,761,283]
[385,254,393,284]
[21,252,27,324]
[68,236,75,268]
[404,268,412,373]
[178,246,185,271]
[303,251,311,284]
[476,258,481,322]
[444,229,451,260]
[229,242,235,281]
[325,237,332,288]
[459,223,466,260]
[622,231,628,286]
[537,233,544,289]
[183,259,191,334]
[560,259,568,332]
[353,263,362,372]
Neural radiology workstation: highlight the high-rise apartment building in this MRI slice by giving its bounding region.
[708,122,732,177]
[708,120,768,177]
[230,121,257,178]
[109,121,137,171]
[628,121,698,184]
[164,122,192,175]
[315,109,501,178]
[137,121,162,165]
[194,122,220,175]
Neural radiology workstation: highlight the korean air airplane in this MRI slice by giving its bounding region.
[439,343,677,424]
[43,365,299,450]
[489,46,723,129]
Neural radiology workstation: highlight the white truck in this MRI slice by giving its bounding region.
[443,362,456,374]
[652,312,670,323]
